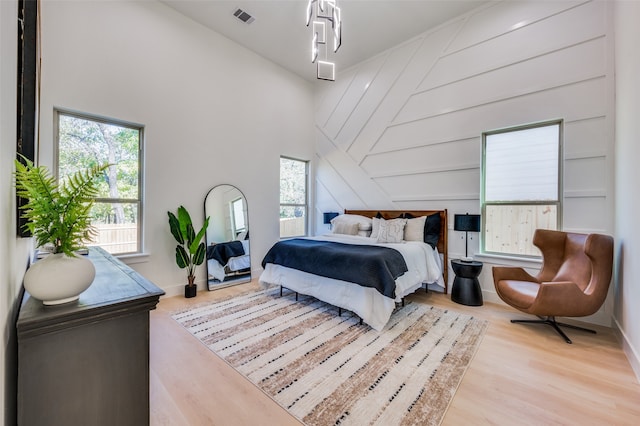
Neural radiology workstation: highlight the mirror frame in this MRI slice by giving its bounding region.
[204,184,251,290]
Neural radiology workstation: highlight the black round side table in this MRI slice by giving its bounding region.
[451,259,483,306]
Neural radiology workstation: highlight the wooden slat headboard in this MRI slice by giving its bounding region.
[344,209,449,294]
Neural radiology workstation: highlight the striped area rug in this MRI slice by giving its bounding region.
[172,287,487,426]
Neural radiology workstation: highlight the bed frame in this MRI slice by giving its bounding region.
[344,209,449,294]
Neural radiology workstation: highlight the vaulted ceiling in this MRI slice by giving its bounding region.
[161,0,489,82]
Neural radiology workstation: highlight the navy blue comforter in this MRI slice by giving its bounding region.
[207,241,245,265]
[261,238,408,298]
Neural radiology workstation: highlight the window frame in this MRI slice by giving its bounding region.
[279,156,309,238]
[54,108,144,255]
[480,119,563,259]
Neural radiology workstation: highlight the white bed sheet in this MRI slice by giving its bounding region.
[259,234,444,331]
[208,240,250,281]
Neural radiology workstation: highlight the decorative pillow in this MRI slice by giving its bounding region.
[357,229,372,237]
[403,212,441,248]
[424,213,441,248]
[376,218,407,243]
[403,215,426,241]
[332,222,360,236]
[370,214,384,239]
[330,214,373,231]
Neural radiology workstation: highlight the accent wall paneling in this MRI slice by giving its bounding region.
[314,0,614,321]
[565,156,607,194]
[361,139,479,177]
[424,1,605,89]
[400,39,606,123]
[323,55,386,142]
[331,41,422,150]
[347,22,465,164]
[376,78,607,151]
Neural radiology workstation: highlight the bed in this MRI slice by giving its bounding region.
[207,240,251,282]
[259,209,448,331]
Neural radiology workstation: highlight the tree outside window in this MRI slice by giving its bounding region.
[280,157,308,238]
[56,110,143,255]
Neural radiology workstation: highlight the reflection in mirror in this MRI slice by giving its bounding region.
[204,185,251,290]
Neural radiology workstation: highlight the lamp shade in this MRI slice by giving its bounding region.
[323,212,339,224]
[454,214,481,232]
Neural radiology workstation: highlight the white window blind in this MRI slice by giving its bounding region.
[485,125,559,202]
[482,121,562,257]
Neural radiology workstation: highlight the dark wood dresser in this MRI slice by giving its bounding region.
[16,247,164,425]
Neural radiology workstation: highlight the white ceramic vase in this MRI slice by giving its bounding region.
[24,253,96,305]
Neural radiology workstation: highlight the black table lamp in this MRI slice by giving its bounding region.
[454,213,481,259]
[323,212,339,226]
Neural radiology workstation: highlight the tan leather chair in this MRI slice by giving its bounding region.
[492,229,614,344]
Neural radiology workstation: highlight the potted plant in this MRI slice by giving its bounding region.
[168,206,209,298]
[14,156,107,305]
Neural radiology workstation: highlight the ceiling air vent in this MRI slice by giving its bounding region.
[233,8,255,25]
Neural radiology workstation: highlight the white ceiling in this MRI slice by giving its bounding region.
[161,0,489,82]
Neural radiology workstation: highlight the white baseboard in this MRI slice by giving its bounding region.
[159,270,260,299]
[613,317,640,383]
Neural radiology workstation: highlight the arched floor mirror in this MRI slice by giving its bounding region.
[204,184,251,290]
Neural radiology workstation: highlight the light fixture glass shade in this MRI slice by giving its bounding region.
[317,61,335,81]
[307,0,341,81]
[313,21,326,43]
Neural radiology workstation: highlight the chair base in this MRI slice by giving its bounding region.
[510,315,597,344]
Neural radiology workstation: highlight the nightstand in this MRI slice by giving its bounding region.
[451,259,483,306]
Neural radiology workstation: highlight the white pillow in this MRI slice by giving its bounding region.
[370,217,383,239]
[404,216,426,241]
[376,218,407,243]
[332,222,360,235]
[330,214,373,231]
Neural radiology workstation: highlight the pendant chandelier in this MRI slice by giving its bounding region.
[306,0,342,81]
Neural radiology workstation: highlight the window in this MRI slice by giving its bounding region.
[231,197,246,236]
[56,110,143,255]
[279,157,308,238]
[481,120,562,257]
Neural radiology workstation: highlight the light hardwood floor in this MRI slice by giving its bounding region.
[150,281,640,425]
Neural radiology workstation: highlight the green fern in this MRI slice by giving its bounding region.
[15,156,108,257]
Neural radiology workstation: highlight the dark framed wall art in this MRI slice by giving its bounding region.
[16,0,38,237]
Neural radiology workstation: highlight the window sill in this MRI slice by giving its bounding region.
[473,252,542,269]
[116,252,150,265]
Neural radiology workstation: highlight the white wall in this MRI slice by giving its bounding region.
[1,0,34,423]
[0,2,16,421]
[38,0,315,296]
[314,0,616,325]
[613,0,640,380]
